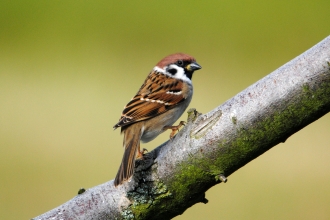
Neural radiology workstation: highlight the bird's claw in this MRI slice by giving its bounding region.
[137,148,148,159]
[163,121,186,140]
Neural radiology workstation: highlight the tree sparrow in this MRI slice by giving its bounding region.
[114,53,201,186]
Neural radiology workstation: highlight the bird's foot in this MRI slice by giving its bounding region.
[137,148,148,159]
[163,121,186,140]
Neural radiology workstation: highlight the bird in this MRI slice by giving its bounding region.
[113,53,201,186]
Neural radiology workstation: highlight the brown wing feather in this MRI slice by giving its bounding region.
[113,71,186,129]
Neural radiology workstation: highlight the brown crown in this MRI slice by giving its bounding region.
[156,53,196,68]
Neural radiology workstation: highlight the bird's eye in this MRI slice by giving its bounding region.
[176,60,183,66]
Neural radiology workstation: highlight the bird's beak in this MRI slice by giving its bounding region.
[186,62,202,71]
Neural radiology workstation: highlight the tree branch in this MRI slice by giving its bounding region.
[33,36,330,220]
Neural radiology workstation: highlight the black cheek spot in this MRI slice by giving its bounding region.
[167,68,177,75]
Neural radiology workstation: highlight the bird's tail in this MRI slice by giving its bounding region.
[114,124,141,186]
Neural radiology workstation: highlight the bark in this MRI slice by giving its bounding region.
[32,36,330,220]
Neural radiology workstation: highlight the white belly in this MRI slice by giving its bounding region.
[140,95,192,143]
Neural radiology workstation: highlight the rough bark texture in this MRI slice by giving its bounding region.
[33,36,330,220]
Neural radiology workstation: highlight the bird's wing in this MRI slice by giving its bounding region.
[113,71,188,129]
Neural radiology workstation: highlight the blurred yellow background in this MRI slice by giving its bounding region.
[1,1,330,219]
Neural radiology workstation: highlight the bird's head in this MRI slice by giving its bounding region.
[154,53,202,83]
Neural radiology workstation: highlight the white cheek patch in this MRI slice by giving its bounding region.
[153,66,165,73]
[154,65,192,84]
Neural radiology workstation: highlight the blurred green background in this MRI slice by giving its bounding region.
[1,1,330,219]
